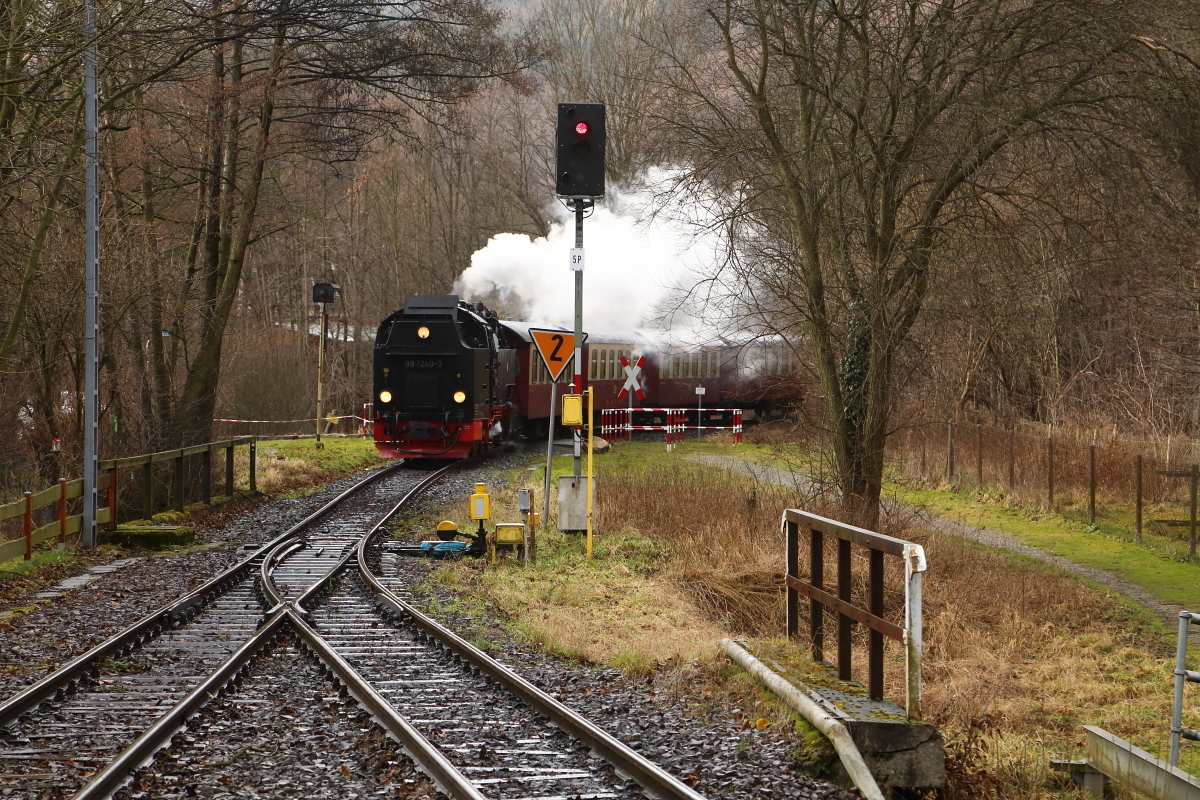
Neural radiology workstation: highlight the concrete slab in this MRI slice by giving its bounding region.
[1084,725,1200,800]
[24,557,146,599]
[801,666,944,789]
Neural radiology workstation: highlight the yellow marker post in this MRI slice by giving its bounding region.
[469,483,490,551]
[586,387,594,563]
[469,483,490,520]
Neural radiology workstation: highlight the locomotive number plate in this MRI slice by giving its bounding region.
[404,359,443,369]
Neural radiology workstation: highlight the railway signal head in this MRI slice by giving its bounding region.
[556,103,605,198]
[312,282,339,304]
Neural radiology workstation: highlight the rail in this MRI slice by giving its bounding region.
[0,437,257,561]
[783,509,927,719]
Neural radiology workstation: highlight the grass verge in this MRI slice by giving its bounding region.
[887,481,1200,614]
[245,436,382,497]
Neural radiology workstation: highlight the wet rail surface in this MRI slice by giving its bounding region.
[0,463,417,797]
[0,457,709,800]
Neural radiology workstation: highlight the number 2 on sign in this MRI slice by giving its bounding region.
[569,248,584,271]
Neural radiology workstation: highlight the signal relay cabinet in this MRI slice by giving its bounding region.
[557,475,592,532]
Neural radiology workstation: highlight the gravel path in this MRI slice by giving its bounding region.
[687,454,1196,640]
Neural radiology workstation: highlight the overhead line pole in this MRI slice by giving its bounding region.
[82,0,99,548]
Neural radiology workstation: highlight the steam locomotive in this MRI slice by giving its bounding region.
[372,295,803,459]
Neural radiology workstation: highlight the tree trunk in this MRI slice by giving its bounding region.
[176,31,284,445]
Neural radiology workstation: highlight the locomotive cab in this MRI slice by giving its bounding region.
[373,295,513,458]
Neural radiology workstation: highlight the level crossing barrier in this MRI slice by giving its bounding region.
[600,408,742,443]
[0,437,257,562]
[600,409,632,441]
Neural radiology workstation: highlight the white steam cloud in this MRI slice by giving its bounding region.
[454,178,722,339]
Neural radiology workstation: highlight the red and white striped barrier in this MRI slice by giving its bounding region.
[667,408,685,451]
[600,409,632,441]
[600,408,742,444]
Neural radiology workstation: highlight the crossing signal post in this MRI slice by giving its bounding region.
[555,102,604,535]
[556,102,605,485]
[312,282,340,449]
[529,329,586,533]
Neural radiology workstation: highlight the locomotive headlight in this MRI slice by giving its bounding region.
[453,391,467,403]
[417,326,430,339]
[379,390,392,403]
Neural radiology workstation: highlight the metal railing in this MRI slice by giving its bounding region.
[0,437,257,562]
[784,509,928,719]
[1173,611,1200,765]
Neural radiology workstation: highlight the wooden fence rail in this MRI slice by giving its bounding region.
[0,437,257,563]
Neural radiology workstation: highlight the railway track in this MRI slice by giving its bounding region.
[0,457,709,800]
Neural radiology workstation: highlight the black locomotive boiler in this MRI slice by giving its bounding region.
[372,296,517,458]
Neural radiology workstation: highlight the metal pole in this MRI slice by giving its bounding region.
[572,201,584,479]
[1171,611,1190,766]
[82,0,99,549]
[697,389,702,441]
[785,520,798,639]
[315,303,328,449]
[904,546,925,721]
[543,380,556,526]
[585,387,593,563]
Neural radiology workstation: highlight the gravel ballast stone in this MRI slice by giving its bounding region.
[112,640,431,800]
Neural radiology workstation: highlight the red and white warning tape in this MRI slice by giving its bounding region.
[213,415,366,424]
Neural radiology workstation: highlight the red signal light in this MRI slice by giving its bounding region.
[575,121,589,135]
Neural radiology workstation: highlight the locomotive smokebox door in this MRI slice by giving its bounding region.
[557,475,592,532]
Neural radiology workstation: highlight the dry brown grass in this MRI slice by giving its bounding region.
[595,454,1180,799]
[428,446,1182,797]
[450,562,724,671]
[597,462,803,634]
[908,527,1176,799]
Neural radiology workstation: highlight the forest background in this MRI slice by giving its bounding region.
[4,0,1200,519]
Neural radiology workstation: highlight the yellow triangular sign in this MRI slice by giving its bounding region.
[529,328,587,382]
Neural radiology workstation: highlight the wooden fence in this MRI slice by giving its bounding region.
[891,422,1200,534]
[0,437,257,563]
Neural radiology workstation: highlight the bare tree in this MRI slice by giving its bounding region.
[654,0,1139,523]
